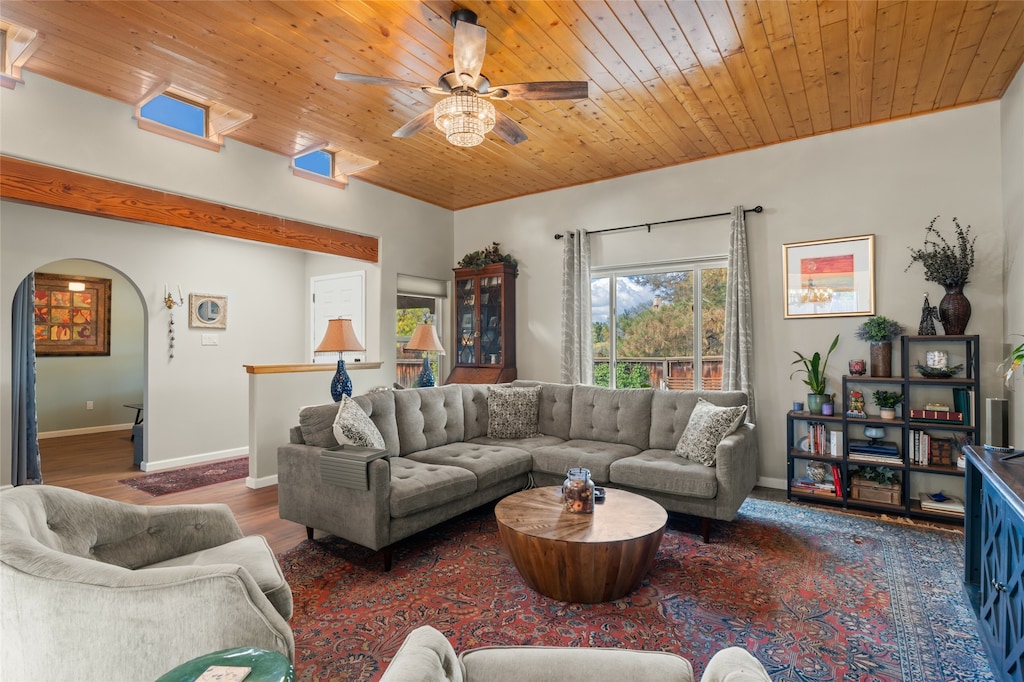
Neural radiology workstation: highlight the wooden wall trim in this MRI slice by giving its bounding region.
[244,362,382,374]
[0,155,379,262]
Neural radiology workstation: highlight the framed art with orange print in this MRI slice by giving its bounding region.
[33,273,111,356]
[783,235,875,319]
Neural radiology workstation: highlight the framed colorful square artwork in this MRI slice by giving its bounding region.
[783,235,875,318]
[33,273,112,356]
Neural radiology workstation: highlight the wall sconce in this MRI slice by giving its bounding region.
[315,318,365,400]
[164,283,183,359]
[405,323,446,387]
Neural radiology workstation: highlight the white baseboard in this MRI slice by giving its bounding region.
[39,423,134,439]
[757,476,787,490]
[139,447,248,472]
[247,474,278,489]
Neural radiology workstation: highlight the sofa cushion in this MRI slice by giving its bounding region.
[298,403,342,448]
[487,386,542,439]
[144,535,293,620]
[569,386,653,449]
[405,443,533,490]
[395,386,466,455]
[333,395,386,449]
[352,391,402,456]
[530,440,641,483]
[674,398,747,466]
[648,390,749,451]
[468,434,566,450]
[388,458,477,518]
[512,380,575,440]
[609,449,718,499]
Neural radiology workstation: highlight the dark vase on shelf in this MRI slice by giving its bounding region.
[939,285,971,335]
[870,341,892,377]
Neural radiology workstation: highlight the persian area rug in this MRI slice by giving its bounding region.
[278,497,993,682]
[117,457,248,496]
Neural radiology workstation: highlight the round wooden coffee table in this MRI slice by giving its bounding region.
[495,486,667,603]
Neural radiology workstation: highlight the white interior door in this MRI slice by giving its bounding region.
[311,271,366,363]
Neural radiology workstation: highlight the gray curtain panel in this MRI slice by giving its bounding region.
[12,273,41,485]
[560,230,593,385]
[723,207,756,423]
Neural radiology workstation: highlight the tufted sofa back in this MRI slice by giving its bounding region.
[393,385,466,455]
[648,390,749,451]
[568,385,653,449]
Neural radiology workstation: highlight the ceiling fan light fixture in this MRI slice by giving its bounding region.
[434,91,495,147]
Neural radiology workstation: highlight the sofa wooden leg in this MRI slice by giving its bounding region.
[701,517,711,543]
[306,526,314,541]
[382,546,393,572]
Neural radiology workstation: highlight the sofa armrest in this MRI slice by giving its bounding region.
[459,646,694,682]
[277,443,392,550]
[711,423,758,520]
[1,556,294,681]
[379,625,461,682]
[699,647,772,682]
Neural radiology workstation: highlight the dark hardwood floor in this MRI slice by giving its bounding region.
[38,429,307,555]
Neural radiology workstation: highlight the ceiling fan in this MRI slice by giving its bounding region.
[334,9,589,147]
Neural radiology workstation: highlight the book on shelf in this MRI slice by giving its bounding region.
[791,478,838,496]
[919,491,964,515]
[829,431,843,458]
[909,409,963,422]
[909,429,933,465]
[952,387,974,426]
[847,439,899,455]
[848,452,904,466]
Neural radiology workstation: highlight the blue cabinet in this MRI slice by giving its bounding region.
[966,445,1024,682]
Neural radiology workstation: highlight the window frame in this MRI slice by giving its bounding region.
[591,256,728,389]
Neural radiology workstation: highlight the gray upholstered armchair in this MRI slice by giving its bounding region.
[0,485,294,682]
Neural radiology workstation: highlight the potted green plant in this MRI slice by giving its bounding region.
[791,334,839,415]
[999,335,1024,389]
[872,390,903,420]
[854,316,905,377]
[905,216,976,334]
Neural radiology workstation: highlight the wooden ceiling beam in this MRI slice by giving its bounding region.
[0,156,378,263]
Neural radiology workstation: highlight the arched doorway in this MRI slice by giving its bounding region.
[23,258,146,482]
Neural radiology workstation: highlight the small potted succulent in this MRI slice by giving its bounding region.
[855,316,905,377]
[791,334,839,415]
[872,390,903,420]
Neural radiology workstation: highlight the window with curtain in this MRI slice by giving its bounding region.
[396,274,448,388]
[591,259,727,389]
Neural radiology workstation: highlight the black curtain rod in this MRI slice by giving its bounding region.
[553,205,763,240]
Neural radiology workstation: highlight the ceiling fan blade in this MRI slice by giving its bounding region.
[392,109,435,139]
[452,20,487,87]
[335,72,429,91]
[489,81,590,101]
[492,111,527,145]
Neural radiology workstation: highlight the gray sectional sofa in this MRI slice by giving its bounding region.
[278,381,757,569]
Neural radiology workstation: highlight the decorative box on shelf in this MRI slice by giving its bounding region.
[850,475,901,505]
[929,438,954,466]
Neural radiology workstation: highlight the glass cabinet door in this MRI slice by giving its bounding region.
[456,279,477,364]
[479,275,503,365]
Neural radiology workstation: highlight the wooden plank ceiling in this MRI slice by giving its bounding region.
[3,1,1023,211]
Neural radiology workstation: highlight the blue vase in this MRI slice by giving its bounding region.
[416,356,435,387]
[330,359,353,401]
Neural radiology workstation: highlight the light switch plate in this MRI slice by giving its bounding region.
[201,334,219,346]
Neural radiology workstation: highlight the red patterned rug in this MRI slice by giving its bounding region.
[278,497,993,682]
[118,457,248,496]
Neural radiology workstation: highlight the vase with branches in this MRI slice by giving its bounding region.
[905,216,976,335]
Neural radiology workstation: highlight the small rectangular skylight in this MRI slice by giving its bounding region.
[294,149,333,178]
[139,94,206,137]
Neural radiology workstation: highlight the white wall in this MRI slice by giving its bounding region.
[1,74,454,485]
[1001,65,1024,445]
[455,103,1006,484]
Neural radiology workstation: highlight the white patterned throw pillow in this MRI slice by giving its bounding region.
[487,386,542,439]
[674,398,747,466]
[332,395,386,449]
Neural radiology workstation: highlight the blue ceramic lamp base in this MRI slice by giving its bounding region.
[416,356,435,388]
[330,359,353,401]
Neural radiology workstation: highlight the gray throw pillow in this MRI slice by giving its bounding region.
[674,397,747,466]
[332,395,386,449]
[487,385,542,439]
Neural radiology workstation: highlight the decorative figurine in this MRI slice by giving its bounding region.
[918,292,940,336]
[846,390,867,418]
